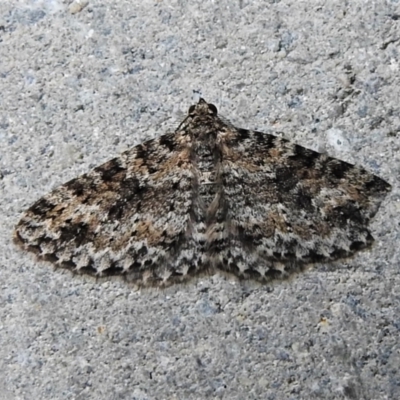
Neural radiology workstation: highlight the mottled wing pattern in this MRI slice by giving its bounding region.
[14,98,391,286]
[14,131,206,287]
[214,126,391,281]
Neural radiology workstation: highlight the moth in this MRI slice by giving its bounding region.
[14,99,391,287]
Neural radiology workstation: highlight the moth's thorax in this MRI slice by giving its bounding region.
[187,116,223,136]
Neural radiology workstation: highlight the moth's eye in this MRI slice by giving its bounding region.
[188,105,196,114]
[208,103,218,115]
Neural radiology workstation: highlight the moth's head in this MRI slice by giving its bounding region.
[188,98,218,117]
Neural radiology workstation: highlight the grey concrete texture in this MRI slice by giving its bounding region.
[1,1,399,399]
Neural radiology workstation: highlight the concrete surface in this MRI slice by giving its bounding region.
[1,1,399,399]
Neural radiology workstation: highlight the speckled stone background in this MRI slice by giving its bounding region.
[1,1,399,399]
